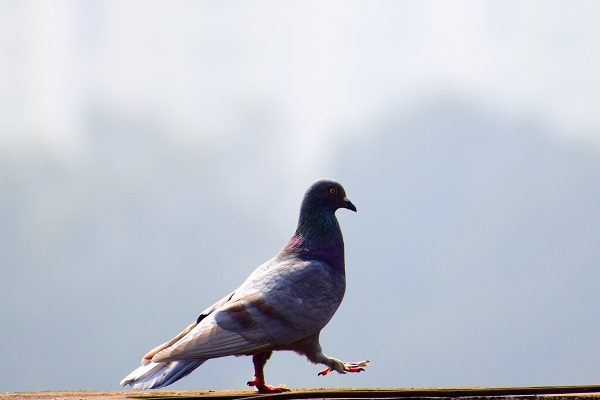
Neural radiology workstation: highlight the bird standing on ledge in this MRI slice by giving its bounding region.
[120,179,369,393]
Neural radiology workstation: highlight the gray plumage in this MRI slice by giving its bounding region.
[120,179,368,392]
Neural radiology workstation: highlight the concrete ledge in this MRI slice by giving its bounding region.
[5,386,600,400]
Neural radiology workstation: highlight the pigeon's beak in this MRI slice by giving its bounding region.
[343,197,357,212]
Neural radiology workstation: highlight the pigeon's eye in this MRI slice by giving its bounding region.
[328,187,338,195]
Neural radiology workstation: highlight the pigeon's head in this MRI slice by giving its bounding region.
[301,179,357,214]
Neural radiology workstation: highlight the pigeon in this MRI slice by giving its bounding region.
[120,179,369,393]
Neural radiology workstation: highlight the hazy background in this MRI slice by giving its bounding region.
[2,0,600,392]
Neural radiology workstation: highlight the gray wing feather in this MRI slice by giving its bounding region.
[152,312,272,361]
[152,257,345,362]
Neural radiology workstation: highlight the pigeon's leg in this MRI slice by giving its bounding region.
[246,351,290,393]
[296,334,369,377]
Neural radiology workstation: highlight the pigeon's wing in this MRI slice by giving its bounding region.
[142,290,237,363]
[151,258,345,363]
[201,259,345,347]
[150,298,274,362]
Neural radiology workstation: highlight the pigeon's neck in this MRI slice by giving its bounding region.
[283,208,346,270]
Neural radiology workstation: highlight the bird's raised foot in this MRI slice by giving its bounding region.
[318,360,370,376]
[247,378,290,393]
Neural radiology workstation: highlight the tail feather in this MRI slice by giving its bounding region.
[120,359,206,389]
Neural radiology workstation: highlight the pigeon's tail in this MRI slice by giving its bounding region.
[120,359,206,390]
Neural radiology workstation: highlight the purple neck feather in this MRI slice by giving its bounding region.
[282,208,346,270]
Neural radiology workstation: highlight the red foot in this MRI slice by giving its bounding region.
[247,378,290,393]
[318,366,364,376]
[318,361,369,376]
[346,366,366,373]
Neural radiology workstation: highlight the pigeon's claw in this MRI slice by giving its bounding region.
[318,360,370,376]
[344,364,366,373]
[247,378,290,393]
